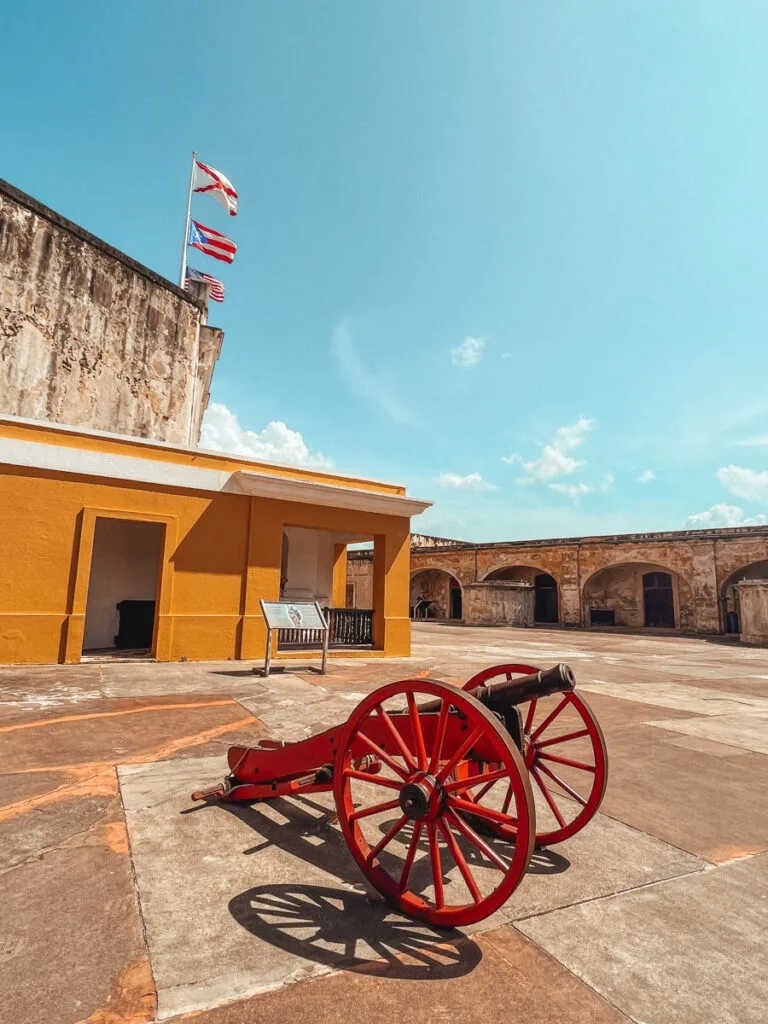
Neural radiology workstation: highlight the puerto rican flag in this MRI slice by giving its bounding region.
[185,266,225,303]
[188,220,237,264]
[193,159,238,216]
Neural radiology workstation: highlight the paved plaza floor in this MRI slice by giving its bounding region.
[1,623,767,1023]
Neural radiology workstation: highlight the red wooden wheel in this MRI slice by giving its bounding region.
[333,678,535,927]
[462,664,608,846]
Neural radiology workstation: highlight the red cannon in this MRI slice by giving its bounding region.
[192,663,607,927]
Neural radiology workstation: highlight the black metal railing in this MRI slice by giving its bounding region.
[326,607,374,646]
[277,607,374,650]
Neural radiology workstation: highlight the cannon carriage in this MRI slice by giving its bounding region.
[193,662,608,927]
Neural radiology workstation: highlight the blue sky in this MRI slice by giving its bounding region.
[4,1,768,541]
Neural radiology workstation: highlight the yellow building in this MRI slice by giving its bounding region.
[0,415,430,665]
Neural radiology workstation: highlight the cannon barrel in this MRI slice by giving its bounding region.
[420,663,575,714]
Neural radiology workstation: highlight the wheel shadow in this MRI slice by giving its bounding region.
[193,795,482,978]
[229,883,481,980]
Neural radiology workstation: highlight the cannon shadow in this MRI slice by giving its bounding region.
[188,792,569,978]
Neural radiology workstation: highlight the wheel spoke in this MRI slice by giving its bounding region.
[436,726,485,783]
[445,807,510,872]
[535,727,590,750]
[343,768,403,789]
[537,752,595,773]
[375,706,418,773]
[349,797,402,822]
[438,818,481,903]
[407,692,428,771]
[447,794,518,828]
[427,822,444,909]
[428,698,450,773]
[524,697,537,734]
[443,766,510,793]
[530,696,570,741]
[500,784,514,816]
[536,761,588,806]
[367,814,408,862]
[397,820,424,893]
[355,730,410,780]
[530,766,566,828]
[472,777,500,802]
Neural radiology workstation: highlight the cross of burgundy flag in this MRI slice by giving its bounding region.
[188,220,237,264]
[185,266,225,302]
[193,159,238,216]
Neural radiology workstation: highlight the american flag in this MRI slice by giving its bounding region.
[188,219,237,264]
[185,266,225,303]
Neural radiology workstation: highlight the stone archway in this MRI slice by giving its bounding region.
[721,559,768,634]
[484,565,559,624]
[410,568,463,621]
[582,561,694,631]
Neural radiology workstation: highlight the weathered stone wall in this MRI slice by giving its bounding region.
[0,179,221,444]
[348,551,374,609]
[347,525,768,636]
[464,583,533,626]
[736,582,768,645]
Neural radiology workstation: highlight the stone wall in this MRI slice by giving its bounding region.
[0,179,222,444]
[736,582,768,645]
[348,551,374,609]
[463,583,534,626]
[347,526,768,636]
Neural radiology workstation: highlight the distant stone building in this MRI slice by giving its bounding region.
[0,178,222,444]
[348,527,768,639]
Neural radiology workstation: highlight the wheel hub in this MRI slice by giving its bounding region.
[399,772,443,820]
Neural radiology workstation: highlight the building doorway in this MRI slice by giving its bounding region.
[83,518,163,655]
[450,577,463,619]
[643,571,675,628]
[534,573,558,623]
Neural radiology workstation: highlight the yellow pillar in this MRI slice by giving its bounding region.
[331,543,348,607]
[240,499,283,660]
[372,525,411,656]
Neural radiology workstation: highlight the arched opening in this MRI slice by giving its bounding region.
[721,560,768,634]
[583,562,691,630]
[410,569,463,621]
[484,565,559,624]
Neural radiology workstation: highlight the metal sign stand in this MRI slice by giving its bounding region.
[259,600,329,678]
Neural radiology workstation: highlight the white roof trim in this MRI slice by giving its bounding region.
[0,435,431,518]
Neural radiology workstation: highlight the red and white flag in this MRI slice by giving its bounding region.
[185,266,225,302]
[193,159,238,216]
[188,220,237,264]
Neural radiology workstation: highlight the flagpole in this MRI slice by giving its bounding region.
[179,150,197,287]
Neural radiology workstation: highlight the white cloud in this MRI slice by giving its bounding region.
[638,469,655,484]
[549,482,593,500]
[685,504,768,529]
[716,465,768,502]
[200,402,333,469]
[600,472,615,493]
[438,472,498,492]
[451,336,485,368]
[506,417,594,484]
[331,323,415,425]
[501,352,513,360]
[738,435,768,447]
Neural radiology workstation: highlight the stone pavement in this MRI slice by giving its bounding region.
[1,623,767,1023]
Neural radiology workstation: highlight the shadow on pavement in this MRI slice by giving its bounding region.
[229,883,482,979]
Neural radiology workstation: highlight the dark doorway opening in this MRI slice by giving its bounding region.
[643,571,675,628]
[450,579,463,619]
[83,518,163,656]
[534,573,558,623]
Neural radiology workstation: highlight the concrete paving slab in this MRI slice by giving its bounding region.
[646,710,768,755]
[162,926,629,1024]
[518,853,768,1024]
[120,754,702,1018]
[579,680,768,715]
